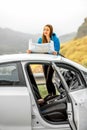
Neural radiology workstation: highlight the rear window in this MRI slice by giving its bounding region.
[0,62,26,86]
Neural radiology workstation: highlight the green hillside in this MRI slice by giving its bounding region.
[60,36,87,67]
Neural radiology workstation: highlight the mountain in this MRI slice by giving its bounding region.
[76,17,87,38]
[0,27,41,54]
[59,32,76,43]
[0,27,76,55]
[60,36,87,67]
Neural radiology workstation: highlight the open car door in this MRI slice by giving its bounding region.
[68,88,87,130]
[52,62,87,130]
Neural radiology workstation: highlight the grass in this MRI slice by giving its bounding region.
[60,36,87,67]
[38,84,60,98]
[38,85,48,98]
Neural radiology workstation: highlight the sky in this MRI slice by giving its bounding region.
[0,0,87,36]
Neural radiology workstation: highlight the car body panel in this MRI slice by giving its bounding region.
[0,87,31,130]
[69,88,87,130]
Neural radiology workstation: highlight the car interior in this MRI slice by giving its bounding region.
[26,62,82,123]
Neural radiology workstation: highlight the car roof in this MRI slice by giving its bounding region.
[0,53,87,72]
[0,53,62,63]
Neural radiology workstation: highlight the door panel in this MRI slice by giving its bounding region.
[69,88,87,130]
[0,87,31,130]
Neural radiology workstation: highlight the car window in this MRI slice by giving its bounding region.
[0,62,26,86]
[55,63,84,91]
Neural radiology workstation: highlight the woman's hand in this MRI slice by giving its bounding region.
[52,51,57,55]
[26,50,32,53]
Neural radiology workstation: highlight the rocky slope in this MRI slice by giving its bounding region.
[76,17,87,38]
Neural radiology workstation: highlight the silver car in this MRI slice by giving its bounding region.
[0,53,87,130]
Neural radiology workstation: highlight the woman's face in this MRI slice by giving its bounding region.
[43,26,50,37]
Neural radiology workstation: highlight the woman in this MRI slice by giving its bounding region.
[27,24,60,54]
[27,24,60,96]
[38,24,60,55]
[38,24,60,95]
